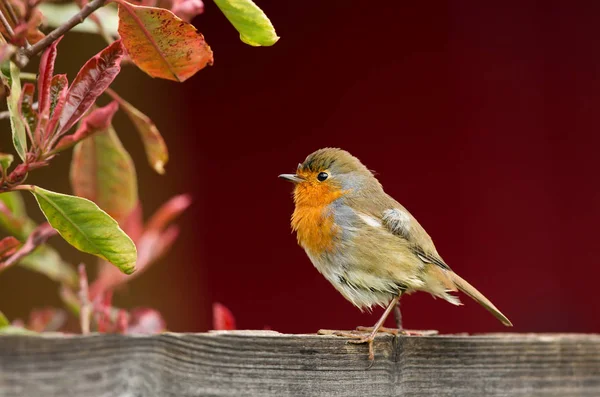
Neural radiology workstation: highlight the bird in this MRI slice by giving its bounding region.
[279,148,512,360]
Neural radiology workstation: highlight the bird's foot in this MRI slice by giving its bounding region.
[318,329,378,360]
[355,326,439,336]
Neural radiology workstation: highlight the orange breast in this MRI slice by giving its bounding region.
[292,205,339,254]
[291,183,346,254]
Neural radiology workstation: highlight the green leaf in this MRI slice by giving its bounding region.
[70,125,138,223]
[38,3,119,37]
[0,325,36,334]
[0,310,8,327]
[0,192,36,240]
[1,62,28,161]
[213,0,279,46]
[29,186,137,274]
[20,245,78,288]
[0,153,13,173]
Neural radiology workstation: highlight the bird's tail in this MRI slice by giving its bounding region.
[448,271,513,327]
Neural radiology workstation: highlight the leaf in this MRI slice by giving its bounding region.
[117,2,213,82]
[1,62,27,161]
[19,83,38,136]
[0,310,8,327]
[57,40,125,136]
[212,302,236,330]
[38,37,62,114]
[29,186,137,274]
[0,236,21,258]
[126,308,166,334]
[27,308,67,332]
[70,122,138,223]
[0,192,36,240]
[171,0,205,22]
[108,90,168,174]
[0,153,13,173]
[213,0,279,46]
[0,44,15,63]
[39,3,120,37]
[0,325,36,334]
[47,74,69,137]
[54,101,119,153]
[19,245,78,288]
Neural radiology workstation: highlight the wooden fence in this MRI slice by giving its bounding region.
[0,331,598,396]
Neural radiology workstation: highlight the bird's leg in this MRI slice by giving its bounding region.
[355,292,404,335]
[394,301,402,329]
[356,293,439,337]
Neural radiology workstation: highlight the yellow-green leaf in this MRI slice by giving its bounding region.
[29,186,137,274]
[1,62,28,160]
[117,2,213,82]
[0,310,8,327]
[0,153,13,174]
[70,125,138,223]
[213,0,279,46]
[0,192,36,240]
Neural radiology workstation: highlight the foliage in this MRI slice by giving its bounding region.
[0,0,276,334]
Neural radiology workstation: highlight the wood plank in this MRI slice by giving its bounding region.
[0,331,599,396]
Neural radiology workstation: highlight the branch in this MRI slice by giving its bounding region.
[16,0,108,67]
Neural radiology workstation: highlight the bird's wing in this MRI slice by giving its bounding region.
[380,205,451,270]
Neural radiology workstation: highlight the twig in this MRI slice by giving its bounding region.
[78,264,92,334]
[0,8,15,38]
[1,0,18,26]
[0,223,57,272]
[12,0,107,68]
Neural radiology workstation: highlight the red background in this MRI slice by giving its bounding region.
[2,1,599,334]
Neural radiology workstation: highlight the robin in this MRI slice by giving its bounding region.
[280,148,512,360]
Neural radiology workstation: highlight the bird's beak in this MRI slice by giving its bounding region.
[278,174,304,183]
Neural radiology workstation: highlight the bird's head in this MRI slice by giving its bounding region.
[279,148,378,207]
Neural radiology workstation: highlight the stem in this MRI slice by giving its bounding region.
[22,0,108,58]
[0,223,57,273]
[1,0,18,26]
[11,184,33,191]
[0,8,15,38]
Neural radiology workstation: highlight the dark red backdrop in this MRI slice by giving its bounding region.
[169,0,600,333]
[2,1,599,334]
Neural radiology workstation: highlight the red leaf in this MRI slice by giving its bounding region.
[18,83,37,141]
[0,44,16,64]
[146,194,192,233]
[37,37,62,115]
[0,236,21,258]
[54,101,119,152]
[57,40,125,136]
[117,2,213,82]
[212,303,236,330]
[27,308,67,332]
[46,74,69,138]
[172,0,204,22]
[126,308,166,334]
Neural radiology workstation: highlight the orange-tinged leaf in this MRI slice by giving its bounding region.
[107,89,168,174]
[117,2,213,82]
[0,236,20,258]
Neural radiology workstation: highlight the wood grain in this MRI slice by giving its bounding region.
[0,331,598,396]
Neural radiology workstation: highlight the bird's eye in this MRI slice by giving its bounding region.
[317,172,329,182]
